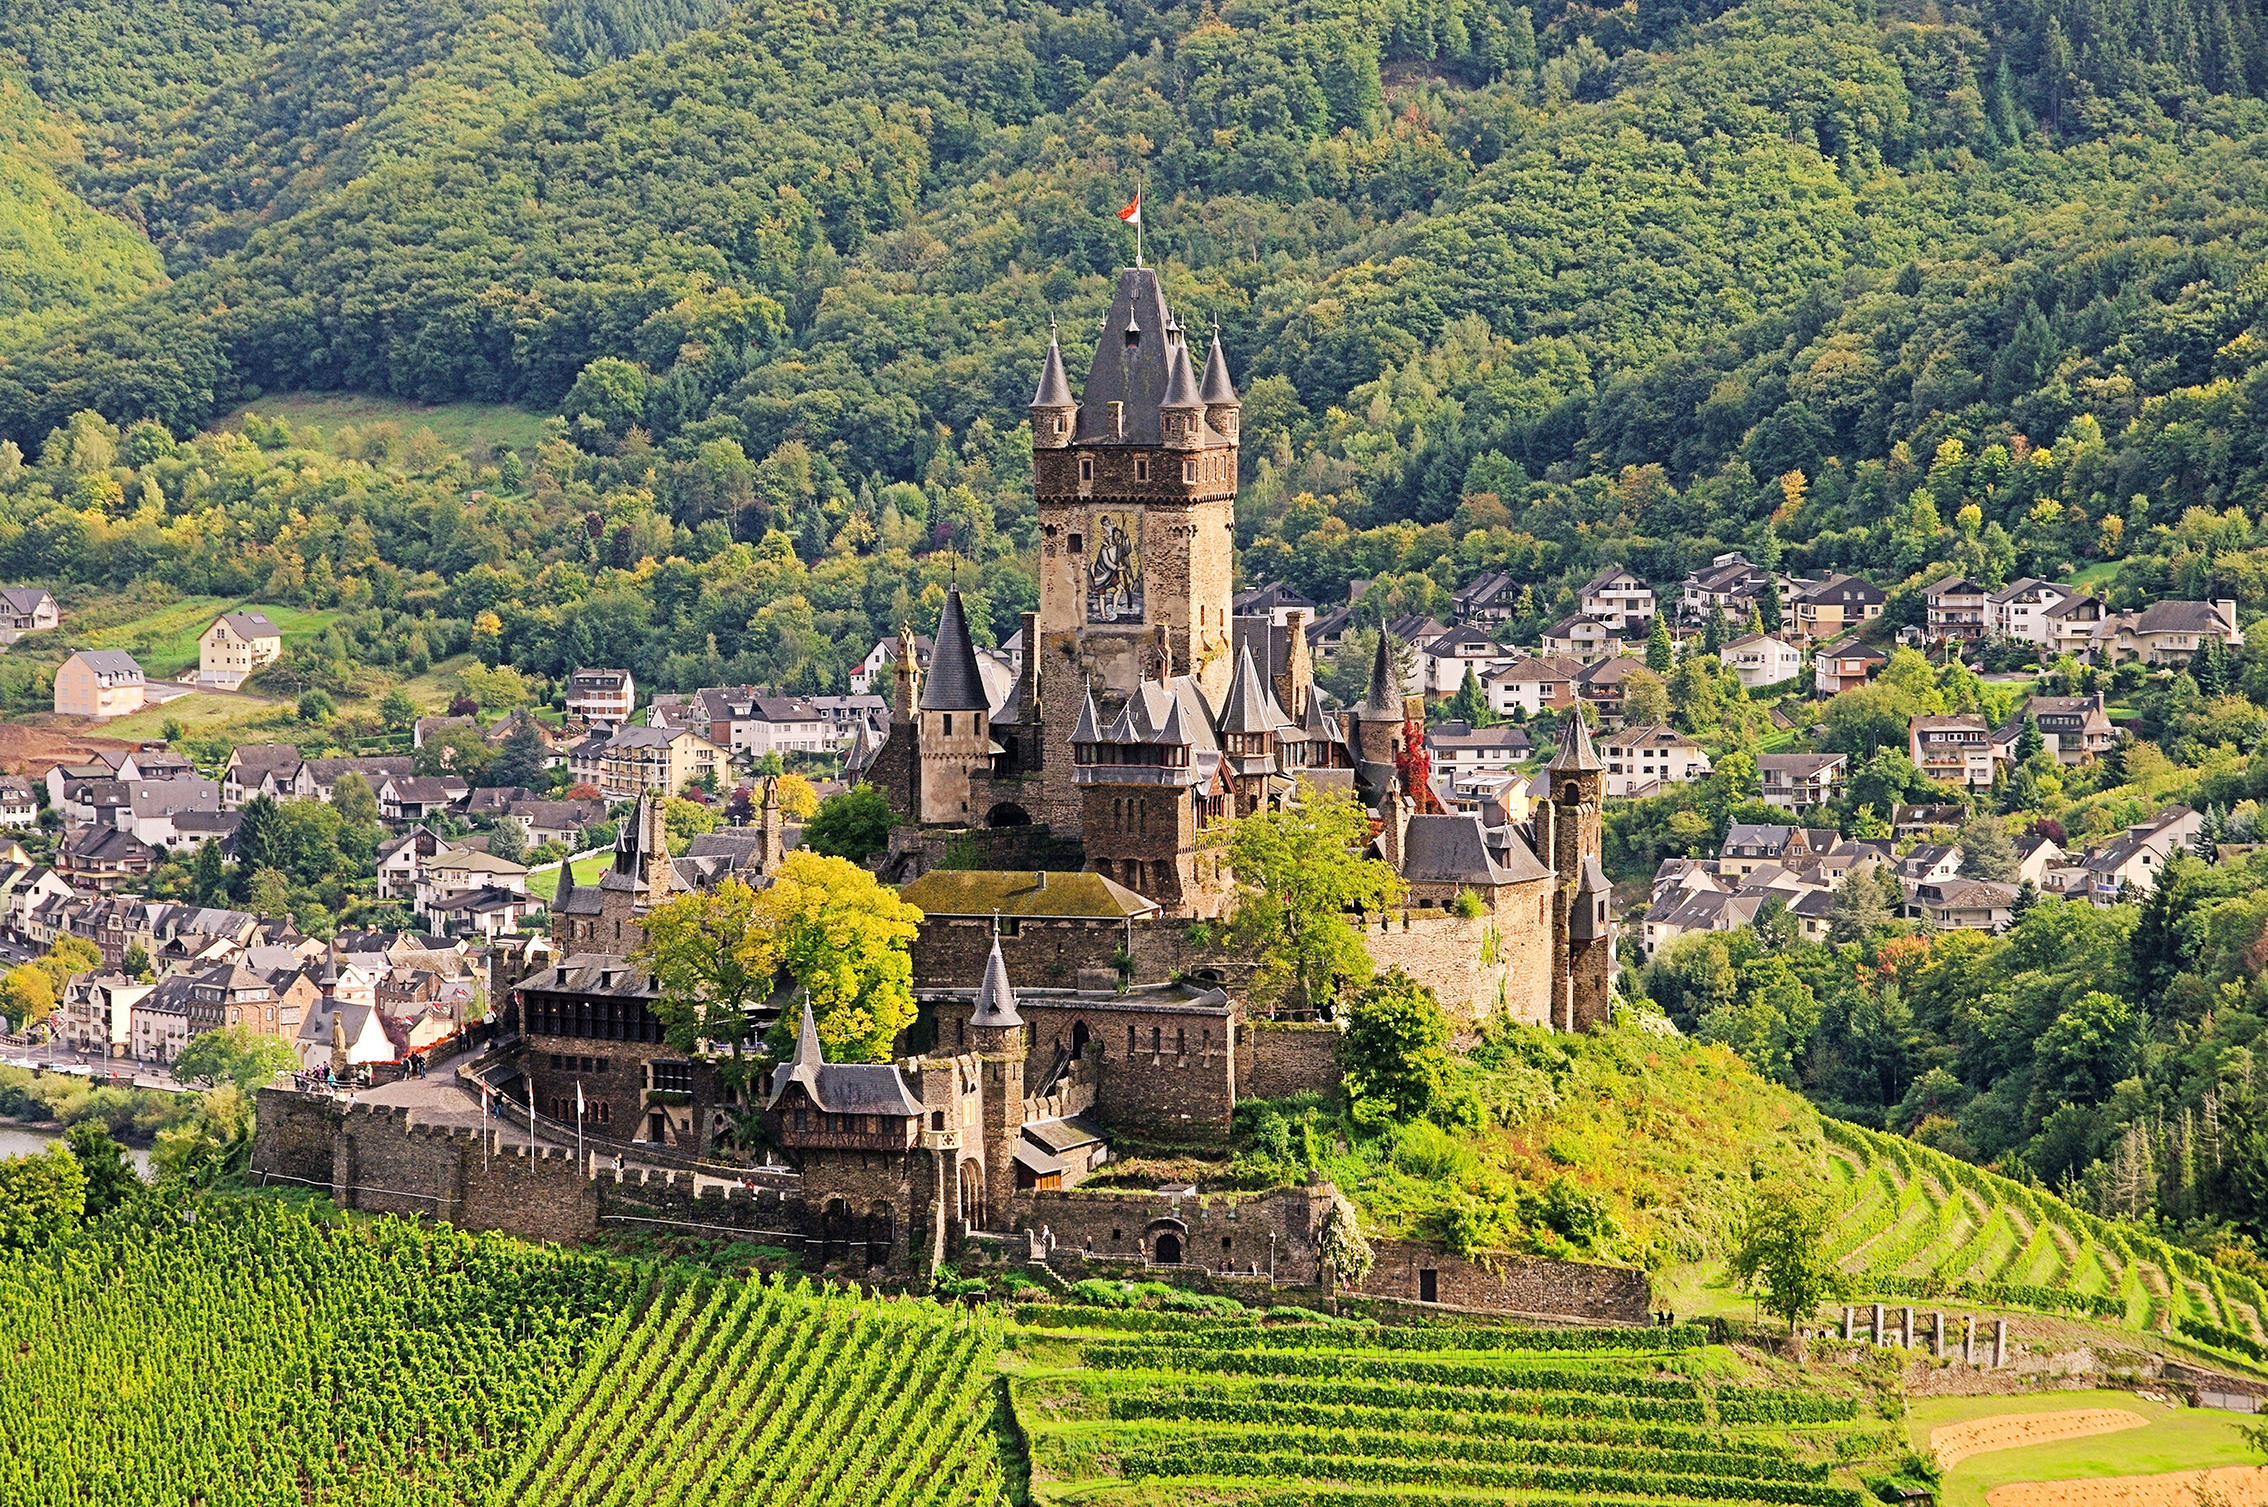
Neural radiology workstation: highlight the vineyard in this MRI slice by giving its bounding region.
[0,1199,1005,1507]
[1008,1303,1886,1505]
[1823,1121,2268,1362]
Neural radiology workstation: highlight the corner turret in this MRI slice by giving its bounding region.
[1201,319,1240,442]
[1030,321,1078,450]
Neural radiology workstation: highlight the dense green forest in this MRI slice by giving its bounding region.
[9,0,2268,646]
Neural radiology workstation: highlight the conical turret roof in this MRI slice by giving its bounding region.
[1201,324,1237,406]
[1071,683,1103,744]
[1032,324,1074,408]
[1220,642,1290,734]
[920,588,990,712]
[1548,712,1604,773]
[972,935,1023,1028]
[1162,338,1202,409]
[1359,632,1402,720]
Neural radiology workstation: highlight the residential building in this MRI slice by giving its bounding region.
[1599,724,1711,798]
[1481,656,1583,717]
[1791,574,1885,639]
[1757,752,1846,812]
[1923,575,1989,643]
[1577,567,1656,631]
[810,694,889,742]
[1424,723,1534,779]
[2014,831,2066,885]
[0,778,36,826]
[1988,578,2076,645]
[56,973,151,1058]
[1722,633,1802,689]
[1232,581,1317,626]
[375,829,447,900]
[132,975,195,1063]
[197,611,282,689]
[506,800,608,848]
[1997,692,2116,765]
[2043,593,2110,657]
[1540,614,1623,662]
[565,668,636,727]
[0,587,59,642]
[1420,628,1519,695]
[1891,804,1965,838]
[696,688,833,756]
[597,724,722,799]
[1814,641,1887,695]
[115,778,224,850]
[1642,888,1764,956]
[377,776,469,823]
[1451,570,1522,625]
[56,827,159,890]
[1680,553,1785,620]
[850,635,931,697]
[1909,714,2003,792]
[2092,600,2244,666]
[1719,824,1841,878]
[187,960,286,1039]
[53,650,146,718]
[1910,878,2018,931]
[412,715,476,749]
[1574,656,1647,726]
[2063,806,2200,903]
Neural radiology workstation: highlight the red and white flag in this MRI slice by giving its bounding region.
[1118,191,1141,226]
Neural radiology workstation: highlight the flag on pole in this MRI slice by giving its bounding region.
[480,1081,489,1168]
[1119,188,1144,268]
[576,1081,586,1174]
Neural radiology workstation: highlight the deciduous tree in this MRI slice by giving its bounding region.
[1227,782,1403,1017]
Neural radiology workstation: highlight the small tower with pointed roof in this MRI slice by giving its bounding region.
[1541,714,1613,1032]
[968,935,1028,1225]
[916,587,993,826]
[1030,321,1078,450]
[1352,631,1407,771]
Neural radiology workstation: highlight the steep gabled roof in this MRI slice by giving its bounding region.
[920,588,990,712]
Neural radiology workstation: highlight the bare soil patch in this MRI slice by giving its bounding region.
[1987,1465,2268,1507]
[0,719,135,776]
[1933,1409,2152,1469]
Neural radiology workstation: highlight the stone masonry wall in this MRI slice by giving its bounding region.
[914,914,1123,991]
[252,1088,337,1187]
[1011,1184,1329,1279]
[1237,1020,1343,1101]
[1352,1237,1651,1323]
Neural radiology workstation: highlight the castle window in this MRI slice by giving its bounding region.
[1151,1026,1161,1053]
[1078,459,1092,483]
[1176,1028,1186,1055]
[1134,458,1149,482]
[1182,459,1194,483]
[1054,416,1067,435]
[943,714,953,735]
[932,1110,945,1130]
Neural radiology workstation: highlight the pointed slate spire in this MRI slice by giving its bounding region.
[1220,642,1282,734]
[1071,681,1103,744]
[1548,711,1604,773]
[1033,322,1075,408]
[920,588,990,712]
[1201,320,1238,406]
[1162,337,1203,411]
[794,992,824,1068]
[1359,631,1402,720]
[972,935,1024,1028]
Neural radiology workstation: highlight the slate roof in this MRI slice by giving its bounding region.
[67,649,144,681]
[1401,813,1550,886]
[972,936,1023,1028]
[216,611,278,639]
[1032,326,1075,408]
[767,996,923,1116]
[1073,268,1190,448]
[920,588,990,712]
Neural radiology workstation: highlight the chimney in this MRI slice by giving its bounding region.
[1154,622,1173,684]
[1282,609,1312,721]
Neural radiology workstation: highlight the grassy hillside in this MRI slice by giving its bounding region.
[209,391,552,464]
[0,80,163,344]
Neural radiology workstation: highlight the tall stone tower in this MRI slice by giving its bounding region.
[1029,273,1240,835]
[967,936,1027,1226]
[1350,632,1406,778]
[916,588,992,826]
[1539,716,1614,1031]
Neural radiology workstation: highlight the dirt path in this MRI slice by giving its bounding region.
[1986,1465,2268,1507]
[1932,1408,2151,1470]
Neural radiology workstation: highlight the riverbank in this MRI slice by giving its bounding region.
[0,1122,155,1174]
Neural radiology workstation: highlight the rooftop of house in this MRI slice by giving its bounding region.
[214,611,279,639]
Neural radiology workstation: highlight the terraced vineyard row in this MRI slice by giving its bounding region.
[497,1275,1005,1507]
[1009,1310,1876,1505]
[1824,1121,2268,1352]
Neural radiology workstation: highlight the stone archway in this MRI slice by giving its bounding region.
[958,1157,985,1230]
[986,802,1032,827]
[1070,1020,1091,1059]
[1153,1230,1183,1265]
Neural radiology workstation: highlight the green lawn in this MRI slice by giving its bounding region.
[212,391,552,464]
[2071,560,2120,591]
[527,852,608,904]
[103,692,281,742]
[1910,1388,2258,1507]
[77,597,340,679]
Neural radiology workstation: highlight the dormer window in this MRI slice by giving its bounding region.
[1109,401,1124,438]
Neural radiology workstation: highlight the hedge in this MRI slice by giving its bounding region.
[1714,1388,1861,1424]
[1117,1448,1867,1506]
[1130,1425,1828,1482]
[2178,1317,2268,1362]
[1106,1394,1807,1460]
[1118,1374,1706,1423]
[1084,1343,1704,1397]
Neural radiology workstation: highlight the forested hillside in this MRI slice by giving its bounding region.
[8,0,2268,659]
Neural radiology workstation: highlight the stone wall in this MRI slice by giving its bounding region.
[1236,1019,1343,1101]
[1351,1237,1651,1323]
[915,913,1124,990]
[1011,1184,1330,1280]
[252,1088,337,1187]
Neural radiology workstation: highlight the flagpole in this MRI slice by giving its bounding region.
[1137,178,1145,269]
[526,1080,536,1164]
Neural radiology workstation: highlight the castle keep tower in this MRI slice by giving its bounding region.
[1031,272,1240,835]
[967,936,1028,1226]
[916,588,992,825]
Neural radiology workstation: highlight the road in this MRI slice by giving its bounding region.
[0,1039,191,1091]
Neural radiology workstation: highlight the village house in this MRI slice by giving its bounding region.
[1450,570,1521,626]
[1988,578,2077,645]
[565,667,636,727]
[1722,632,1802,689]
[1420,628,1518,695]
[53,649,146,718]
[1814,641,1887,695]
[2091,600,2243,666]
[1576,567,1656,631]
[1539,614,1623,662]
[1757,751,1847,812]
[597,724,722,799]
[1598,724,1710,798]
[377,775,469,823]
[1997,692,2116,765]
[2043,593,2110,657]
[1923,575,1990,644]
[0,777,36,826]
[1679,552,1781,620]
[1791,574,1885,639]
[1909,714,2004,792]
[1481,656,1582,717]
[0,586,59,642]
[1909,877,2019,931]
[1233,581,1318,625]
[1573,656,1647,727]
[1424,722,1534,779]
[196,611,282,689]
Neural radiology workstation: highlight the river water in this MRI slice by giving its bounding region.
[0,1123,154,1175]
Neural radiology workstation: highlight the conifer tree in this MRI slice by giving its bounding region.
[1646,612,1674,674]
[1704,601,1730,656]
